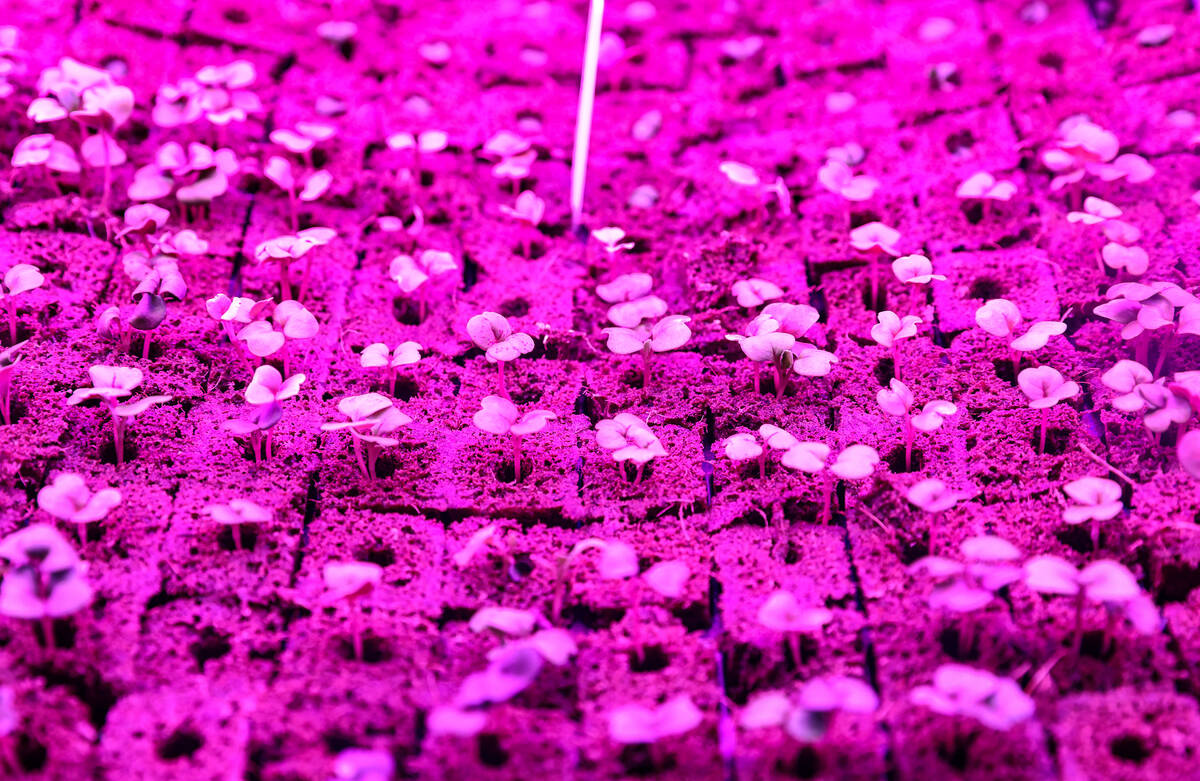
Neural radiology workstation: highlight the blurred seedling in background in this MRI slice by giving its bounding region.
[37,472,120,546]
[323,561,382,661]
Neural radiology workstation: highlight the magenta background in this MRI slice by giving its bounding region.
[1,0,1200,779]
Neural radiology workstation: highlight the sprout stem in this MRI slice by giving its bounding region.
[630,580,644,665]
[350,436,364,472]
[0,380,11,425]
[41,615,54,651]
[821,471,833,524]
[641,345,652,393]
[904,417,914,471]
[511,434,523,483]
[234,523,244,551]
[1153,329,1174,377]
[1071,590,1085,655]
[774,359,788,399]
[100,133,112,214]
[569,0,605,230]
[113,414,125,466]
[1038,407,1048,455]
[280,258,292,300]
[787,632,800,669]
[350,600,363,661]
[757,452,767,480]
[142,333,152,361]
[497,361,509,399]
[6,300,17,344]
[634,462,645,485]
[367,444,380,479]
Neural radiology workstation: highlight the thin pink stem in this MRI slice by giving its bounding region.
[1039,407,1048,455]
[512,434,523,483]
[904,417,914,471]
[497,361,509,399]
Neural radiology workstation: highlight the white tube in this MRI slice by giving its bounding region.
[570,0,605,231]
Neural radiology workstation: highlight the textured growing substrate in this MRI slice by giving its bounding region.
[1,0,1200,779]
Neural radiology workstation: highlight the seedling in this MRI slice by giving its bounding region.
[595,413,667,483]
[389,250,458,321]
[0,340,25,423]
[757,589,833,665]
[206,499,271,551]
[850,221,900,308]
[321,393,413,479]
[386,129,448,191]
[955,172,1016,220]
[731,278,783,308]
[472,395,557,482]
[602,315,692,391]
[729,303,835,394]
[909,535,1023,647]
[1023,556,1158,653]
[570,0,603,229]
[718,161,791,216]
[1062,477,1122,550]
[723,432,766,478]
[910,664,1034,732]
[1094,282,1197,369]
[780,443,879,522]
[11,134,81,188]
[238,300,319,375]
[192,60,263,127]
[740,676,878,744]
[251,152,318,213]
[876,378,957,470]
[323,561,382,661]
[67,365,172,465]
[869,310,921,380]
[127,142,241,213]
[905,479,967,553]
[361,341,421,395]
[1101,243,1149,277]
[37,473,121,546]
[453,523,516,571]
[0,524,92,650]
[1100,359,1191,434]
[1041,117,1153,194]
[270,121,337,165]
[608,694,703,746]
[455,629,576,708]
[592,226,635,258]
[466,312,535,398]
[891,254,945,286]
[549,537,635,622]
[1067,196,1121,227]
[974,299,1066,377]
[596,272,667,327]
[1,263,43,343]
[244,365,305,457]
[123,251,187,359]
[499,190,546,258]
[70,81,133,212]
[817,158,879,204]
[1017,366,1079,453]
[254,227,336,300]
